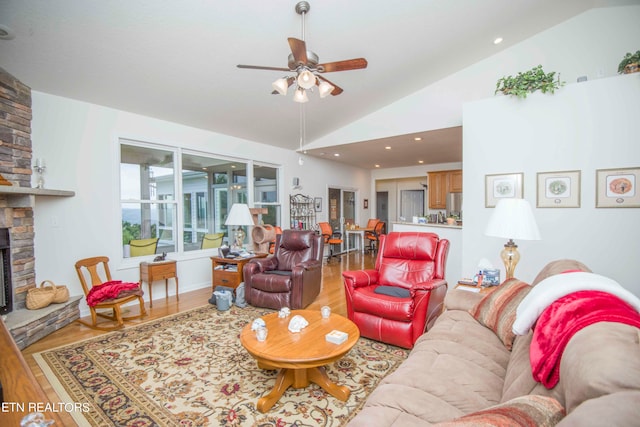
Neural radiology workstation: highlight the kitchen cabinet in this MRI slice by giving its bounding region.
[428,170,462,209]
[449,170,463,193]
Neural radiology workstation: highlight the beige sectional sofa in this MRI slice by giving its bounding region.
[348,260,640,426]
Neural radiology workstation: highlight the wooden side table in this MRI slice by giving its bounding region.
[211,254,268,290]
[455,282,493,295]
[140,260,179,308]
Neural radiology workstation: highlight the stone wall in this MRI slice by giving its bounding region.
[0,67,35,310]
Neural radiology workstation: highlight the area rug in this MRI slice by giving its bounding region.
[34,305,408,426]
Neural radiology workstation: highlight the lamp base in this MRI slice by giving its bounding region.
[234,227,246,249]
[500,239,521,279]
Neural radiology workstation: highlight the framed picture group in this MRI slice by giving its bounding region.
[485,167,638,209]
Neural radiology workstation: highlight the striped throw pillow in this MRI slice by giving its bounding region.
[434,395,565,426]
[469,278,531,350]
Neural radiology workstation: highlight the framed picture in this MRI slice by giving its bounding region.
[363,199,369,209]
[485,173,523,208]
[314,197,322,212]
[536,170,581,208]
[596,167,640,208]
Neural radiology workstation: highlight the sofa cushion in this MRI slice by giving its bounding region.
[501,332,551,403]
[357,309,511,424]
[530,259,591,286]
[556,391,640,427]
[555,322,640,413]
[434,395,565,427]
[469,278,531,350]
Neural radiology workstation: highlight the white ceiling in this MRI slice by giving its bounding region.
[0,0,629,169]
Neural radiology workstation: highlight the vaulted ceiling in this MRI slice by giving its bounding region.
[0,0,629,168]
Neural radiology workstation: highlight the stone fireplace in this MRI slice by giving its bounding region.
[1,67,79,349]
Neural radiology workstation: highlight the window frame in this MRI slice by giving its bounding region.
[119,139,282,264]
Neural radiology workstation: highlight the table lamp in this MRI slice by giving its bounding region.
[225,203,254,249]
[484,198,541,279]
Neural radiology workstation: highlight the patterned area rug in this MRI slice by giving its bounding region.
[34,305,408,426]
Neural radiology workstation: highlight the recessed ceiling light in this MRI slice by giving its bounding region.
[385,146,391,150]
[418,160,424,164]
[333,153,340,157]
[0,25,15,40]
[493,37,503,45]
[414,137,422,141]
[375,164,380,168]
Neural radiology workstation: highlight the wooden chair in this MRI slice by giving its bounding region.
[318,222,343,263]
[201,233,224,249]
[75,256,147,330]
[129,238,159,257]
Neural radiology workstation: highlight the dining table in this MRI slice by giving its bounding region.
[345,227,374,253]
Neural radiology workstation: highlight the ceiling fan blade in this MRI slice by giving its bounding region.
[288,37,308,66]
[237,64,290,72]
[317,75,343,96]
[271,77,296,94]
[317,58,368,73]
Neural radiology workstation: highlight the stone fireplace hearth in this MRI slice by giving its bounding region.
[1,67,78,349]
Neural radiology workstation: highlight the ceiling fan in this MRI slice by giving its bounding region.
[237,1,368,102]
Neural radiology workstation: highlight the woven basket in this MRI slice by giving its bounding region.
[26,282,55,309]
[44,280,70,304]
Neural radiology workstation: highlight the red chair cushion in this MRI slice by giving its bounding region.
[351,286,414,322]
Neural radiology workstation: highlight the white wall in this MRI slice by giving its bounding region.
[309,5,640,149]
[30,92,370,315]
[463,74,640,293]
[313,5,640,291]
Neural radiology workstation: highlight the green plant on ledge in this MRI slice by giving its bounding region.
[495,65,565,99]
[618,50,640,74]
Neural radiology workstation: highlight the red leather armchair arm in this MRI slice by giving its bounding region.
[409,278,448,292]
[342,269,379,289]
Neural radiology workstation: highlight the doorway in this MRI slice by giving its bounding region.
[328,187,357,249]
[376,191,389,225]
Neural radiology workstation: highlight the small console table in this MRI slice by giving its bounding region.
[140,260,179,308]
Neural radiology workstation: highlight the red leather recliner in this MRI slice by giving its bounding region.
[342,231,449,349]
[243,229,324,310]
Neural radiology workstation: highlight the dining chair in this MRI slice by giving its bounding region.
[75,256,146,330]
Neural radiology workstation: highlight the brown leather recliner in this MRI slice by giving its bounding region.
[243,229,324,310]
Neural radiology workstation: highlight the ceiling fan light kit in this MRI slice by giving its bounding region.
[237,1,367,102]
[293,88,309,103]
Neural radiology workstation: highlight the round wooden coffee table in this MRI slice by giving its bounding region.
[240,309,360,413]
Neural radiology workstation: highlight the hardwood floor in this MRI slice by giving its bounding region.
[20,250,376,426]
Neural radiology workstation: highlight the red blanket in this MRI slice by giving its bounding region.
[530,290,640,389]
[86,280,142,307]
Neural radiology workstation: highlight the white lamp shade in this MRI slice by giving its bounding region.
[292,88,309,103]
[272,78,289,95]
[225,203,254,226]
[318,80,334,98]
[485,198,541,241]
[297,69,316,89]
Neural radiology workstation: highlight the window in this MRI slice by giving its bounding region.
[253,163,281,227]
[182,154,244,250]
[120,143,177,257]
[121,141,281,258]
[400,189,425,219]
